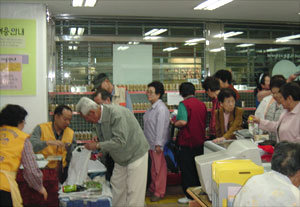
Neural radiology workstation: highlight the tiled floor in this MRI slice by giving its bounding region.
[145,185,188,207]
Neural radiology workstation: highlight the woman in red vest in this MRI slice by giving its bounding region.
[172,82,207,204]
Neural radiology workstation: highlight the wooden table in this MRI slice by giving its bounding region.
[187,186,212,207]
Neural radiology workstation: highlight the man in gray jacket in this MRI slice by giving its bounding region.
[76,97,149,207]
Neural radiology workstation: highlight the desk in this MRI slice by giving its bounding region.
[16,168,59,207]
[187,187,212,207]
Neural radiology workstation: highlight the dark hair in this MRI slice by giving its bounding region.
[217,88,236,103]
[270,75,286,90]
[147,81,165,99]
[255,72,270,94]
[279,82,300,101]
[54,105,72,116]
[179,82,195,98]
[202,77,220,92]
[0,104,28,127]
[271,141,300,177]
[92,73,109,91]
[94,88,112,101]
[214,70,232,84]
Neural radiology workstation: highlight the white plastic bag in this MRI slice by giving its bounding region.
[88,159,107,174]
[64,146,91,185]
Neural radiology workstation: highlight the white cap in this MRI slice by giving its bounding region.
[76,97,98,115]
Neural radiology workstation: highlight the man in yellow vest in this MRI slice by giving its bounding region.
[30,105,76,183]
[0,104,47,207]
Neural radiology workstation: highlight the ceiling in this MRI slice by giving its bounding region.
[1,0,300,23]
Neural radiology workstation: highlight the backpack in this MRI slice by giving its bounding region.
[164,139,179,173]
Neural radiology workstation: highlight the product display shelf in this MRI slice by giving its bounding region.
[133,107,256,114]
[48,88,256,134]
[49,111,80,115]
[128,90,254,94]
[49,92,94,95]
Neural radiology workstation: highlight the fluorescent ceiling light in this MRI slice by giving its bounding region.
[209,47,225,52]
[256,47,291,53]
[77,28,85,35]
[117,46,129,51]
[194,0,234,10]
[84,0,97,7]
[72,0,97,7]
[72,0,84,7]
[128,41,140,45]
[151,29,167,36]
[236,49,255,53]
[275,34,300,42]
[70,27,77,35]
[185,42,198,46]
[163,47,178,52]
[214,31,243,38]
[265,47,290,53]
[143,36,161,40]
[68,46,73,50]
[145,29,167,36]
[64,72,70,78]
[236,43,254,47]
[73,46,78,50]
[185,38,205,43]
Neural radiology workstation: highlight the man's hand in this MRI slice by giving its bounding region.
[39,186,48,200]
[212,137,225,143]
[46,140,65,148]
[155,145,162,153]
[85,142,98,151]
[91,136,99,142]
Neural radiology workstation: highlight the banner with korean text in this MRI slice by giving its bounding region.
[0,19,36,95]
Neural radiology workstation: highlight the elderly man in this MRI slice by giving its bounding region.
[93,88,114,182]
[234,141,300,206]
[30,105,76,182]
[76,97,149,207]
[92,73,133,111]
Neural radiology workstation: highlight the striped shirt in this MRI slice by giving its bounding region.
[21,139,43,192]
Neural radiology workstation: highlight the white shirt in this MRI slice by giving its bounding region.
[98,104,104,124]
[254,95,273,135]
[233,171,300,207]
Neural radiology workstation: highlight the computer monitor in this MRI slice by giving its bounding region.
[195,140,262,201]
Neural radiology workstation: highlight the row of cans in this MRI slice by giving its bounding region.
[49,104,76,112]
[74,131,93,140]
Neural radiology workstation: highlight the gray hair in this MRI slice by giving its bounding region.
[76,97,99,115]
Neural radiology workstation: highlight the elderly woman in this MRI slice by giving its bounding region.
[0,104,47,207]
[251,82,300,142]
[143,81,169,202]
[213,88,244,143]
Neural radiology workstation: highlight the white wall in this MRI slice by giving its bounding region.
[0,3,48,133]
